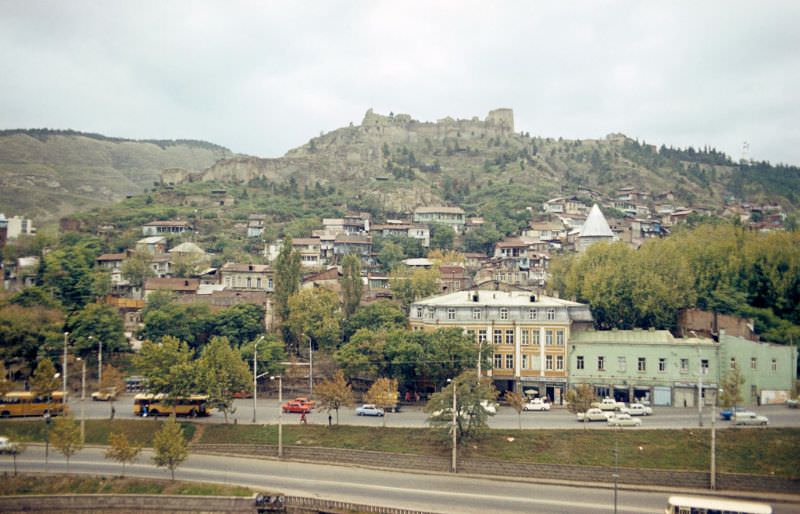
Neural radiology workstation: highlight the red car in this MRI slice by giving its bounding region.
[282,400,313,413]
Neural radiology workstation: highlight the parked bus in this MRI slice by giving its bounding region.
[133,393,210,417]
[666,495,772,514]
[0,391,68,418]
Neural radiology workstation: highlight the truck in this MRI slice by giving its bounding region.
[590,397,625,411]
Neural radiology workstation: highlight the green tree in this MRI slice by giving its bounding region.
[417,328,481,388]
[340,254,363,319]
[197,336,252,423]
[429,223,456,250]
[30,358,60,399]
[565,384,595,430]
[365,377,399,427]
[719,367,745,408]
[377,240,405,271]
[140,300,211,350]
[121,250,155,289]
[40,239,101,311]
[0,360,13,395]
[314,370,354,424]
[152,417,189,480]
[334,328,386,381]
[134,337,197,415]
[505,390,526,429]
[424,372,498,442]
[210,303,265,345]
[9,286,62,309]
[105,432,142,477]
[66,302,128,357]
[50,414,83,471]
[239,335,287,378]
[390,266,441,314]
[274,236,301,326]
[0,304,64,367]
[343,300,406,340]
[286,288,342,352]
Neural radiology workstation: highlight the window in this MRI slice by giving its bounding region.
[598,356,605,371]
[556,355,564,370]
[701,359,709,374]
[494,354,502,368]
[506,354,514,369]
[447,308,455,320]
[545,331,553,345]
[472,308,482,320]
[268,278,273,289]
[556,330,564,345]
[415,307,423,318]
[658,358,666,372]
[680,358,689,373]
[576,356,584,370]
[546,308,555,320]
[617,356,626,372]
[638,357,646,372]
[246,277,252,288]
[478,330,487,343]
[521,330,529,345]
[771,358,777,372]
[532,330,540,345]
[505,330,514,344]
[500,308,508,320]
[522,354,529,369]
[730,358,736,370]
[546,355,553,370]
[256,278,262,288]
[528,308,538,320]
[493,330,502,344]
[751,357,757,370]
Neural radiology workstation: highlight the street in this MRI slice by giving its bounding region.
[74,394,800,429]
[4,446,797,514]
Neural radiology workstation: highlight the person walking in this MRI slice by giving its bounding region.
[300,412,307,424]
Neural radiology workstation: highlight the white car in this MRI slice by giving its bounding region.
[577,408,613,422]
[0,436,19,454]
[523,398,551,411]
[480,400,497,414]
[620,403,653,416]
[607,413,642,427]
[732,411,768,426]
[355,404,385,417]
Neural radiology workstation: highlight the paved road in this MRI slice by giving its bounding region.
[75,395,800,430]
[5,446,796,514]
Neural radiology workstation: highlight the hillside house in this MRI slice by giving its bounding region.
[142,220,191,236]
[412,206,466,234]
[292,237,323,268]
[144,278,200,297]
[247,214,267,238]
[96,252,127,271]
[135,236,167,255]
[371,223,431,248]
[220,263,274,292]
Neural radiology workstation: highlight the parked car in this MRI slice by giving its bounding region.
[576,408,613,422]
[620,403,653,416]
[720,406,747,420]
[732,411,769,426]
[786,399,799,409]
[591,397,625,411]
[355,404,385,417]
[232,390,253,399]
[282,400,313,413]
[607,413,642,427]
[522,398,551,412]
[0,436,19,454]
[292,397,316,408]
[91,387,118,401]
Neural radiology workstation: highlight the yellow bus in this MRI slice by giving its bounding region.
[133,393,210,417]
[0,391,68,418]
[666,495,772,514]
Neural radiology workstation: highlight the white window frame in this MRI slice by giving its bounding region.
[576,355,584,370]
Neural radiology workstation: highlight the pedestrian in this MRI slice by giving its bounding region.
[110,404,116,420]
[328,414,332,426]
[300,412,307,424]
[142,404,148,417]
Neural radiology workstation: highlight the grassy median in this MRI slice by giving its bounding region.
[0,475,254,496]
[3,419,798,478]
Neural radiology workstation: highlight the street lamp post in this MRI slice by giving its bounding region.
[78,357,86,444]
[252,336,265,424]
[63,332,69,404]
[447,378,457,473]
[271,375,283,458]
[306,335,313,397]
[98,338,103,385]
[697,344,704,427]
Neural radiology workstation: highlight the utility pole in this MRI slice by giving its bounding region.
[271,375,283,458]
[79,358,86,444]
[98,338,103,385]
[697,344,703,427]
[63,332,68,404]
[252,336,264,424]
[449,378,457,473]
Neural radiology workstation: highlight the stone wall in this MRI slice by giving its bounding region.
[191,444,800,494]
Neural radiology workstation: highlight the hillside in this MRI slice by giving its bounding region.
[0,129,232,221]
[166,108,800,221]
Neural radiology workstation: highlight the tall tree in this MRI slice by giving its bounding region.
[105,432,141,477]
[505,391,526,429]
[0,304,64,367]
[424,372,498,442]
[286,288,342,352]
[66,302,128,357]
[390,266,441,314]
[0,361,11,395]
[50,415,83,471]
[152,417,189,481]
[134,337,197,415]
[340,254,363,319]
[314,370,354,424]
[121,250,155,289]
[273,236,301,326]
[719,367,745,408]
[197,336,252,423]
[365,377,399,427]
[40,239,101,311]
[30,358,60,399]
[343,300,406,340]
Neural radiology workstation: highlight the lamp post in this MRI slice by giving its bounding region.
[97,338,103,385]
[697,344,703,427]
[447,378,457,473]
[270,375,283,458]
[62,332,69,404]
[613,427,620,514]
[252,336,265,424]
[78,357,86,444]
[306,335,313,397]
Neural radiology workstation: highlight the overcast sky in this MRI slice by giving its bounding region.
[2,1,799,165]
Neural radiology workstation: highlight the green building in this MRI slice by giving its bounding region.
[568,329,796,407]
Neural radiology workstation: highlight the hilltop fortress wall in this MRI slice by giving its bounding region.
[360,108,514,143]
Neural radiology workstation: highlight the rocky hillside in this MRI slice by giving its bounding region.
[0,129,232,221]
[168,108,800,217]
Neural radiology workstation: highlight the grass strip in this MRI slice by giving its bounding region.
[0,474,254,496]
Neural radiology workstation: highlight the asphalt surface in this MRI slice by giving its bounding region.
[5,446,798,514]
[74,394,800,429]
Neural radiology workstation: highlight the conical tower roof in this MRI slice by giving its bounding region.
[579,204,614,238]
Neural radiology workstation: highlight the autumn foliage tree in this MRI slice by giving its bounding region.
[105,432,142,477]
[315,370,354,424]
[365,377,399,427]
[152,417,188,481]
